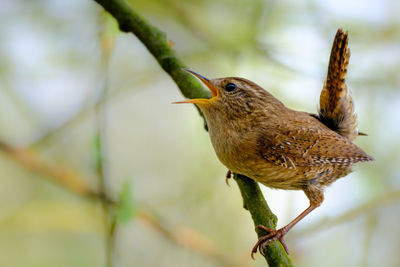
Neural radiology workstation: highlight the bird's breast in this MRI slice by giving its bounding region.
[207,120,262,176]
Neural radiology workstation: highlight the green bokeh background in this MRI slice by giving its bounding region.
[0,0,399,266]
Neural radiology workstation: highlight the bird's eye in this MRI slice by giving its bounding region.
[225,83,237,92]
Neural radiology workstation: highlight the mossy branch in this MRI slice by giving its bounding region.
[93,0,292,265]
[94,0,210,101]
[234,174,292,266]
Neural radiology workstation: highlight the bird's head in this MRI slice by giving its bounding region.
[174,69,284,118]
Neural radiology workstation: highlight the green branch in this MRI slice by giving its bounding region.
[93,0,292,265]
[94,0,210,101]
[234,174,292,266]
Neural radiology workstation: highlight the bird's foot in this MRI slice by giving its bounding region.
[225,170,232,186]
[251,225,289,259]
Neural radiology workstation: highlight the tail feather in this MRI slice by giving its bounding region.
[318,28,359,141]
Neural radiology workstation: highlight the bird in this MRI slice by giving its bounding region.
[174,28,373,258]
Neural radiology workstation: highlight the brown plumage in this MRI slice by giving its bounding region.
[318,29,359,141]
[175,29,373,257]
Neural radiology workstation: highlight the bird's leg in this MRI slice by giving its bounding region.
[251,204,317,258]
[225,170,232,186]
[251,188,323,258]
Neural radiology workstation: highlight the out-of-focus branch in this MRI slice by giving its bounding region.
[359,214,378,267]
[94,13,116,267]
[0,140,238,266]
[292,190,400,238]
[32,76,154,148]
[0,141,93,196]
[92,0,292,265]
[137,209,240,267]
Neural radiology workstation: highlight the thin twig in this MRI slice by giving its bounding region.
[93,12,116,267]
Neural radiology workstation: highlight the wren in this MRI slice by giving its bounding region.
[174,29,373,257]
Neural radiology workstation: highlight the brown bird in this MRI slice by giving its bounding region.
[174,29,373,257]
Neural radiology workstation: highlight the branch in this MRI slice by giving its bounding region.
[234,175,292,266]
[94,0,210,101]
[93,0,292,265]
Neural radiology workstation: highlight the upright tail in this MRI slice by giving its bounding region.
[318,28,360,141]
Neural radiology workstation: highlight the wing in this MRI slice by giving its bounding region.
[318,28,359,141]
[257,125,373,169]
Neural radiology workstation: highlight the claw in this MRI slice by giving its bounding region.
[251,225,290,259]
[225,170,231,186]
[279,236,290,255]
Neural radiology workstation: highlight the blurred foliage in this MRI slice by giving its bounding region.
[0,0,399,267]
[114,181,135,223]
[92,132,104,175]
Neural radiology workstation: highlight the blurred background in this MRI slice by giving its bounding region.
[0,0,399,266]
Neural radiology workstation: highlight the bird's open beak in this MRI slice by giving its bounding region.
[173,69,219,104]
